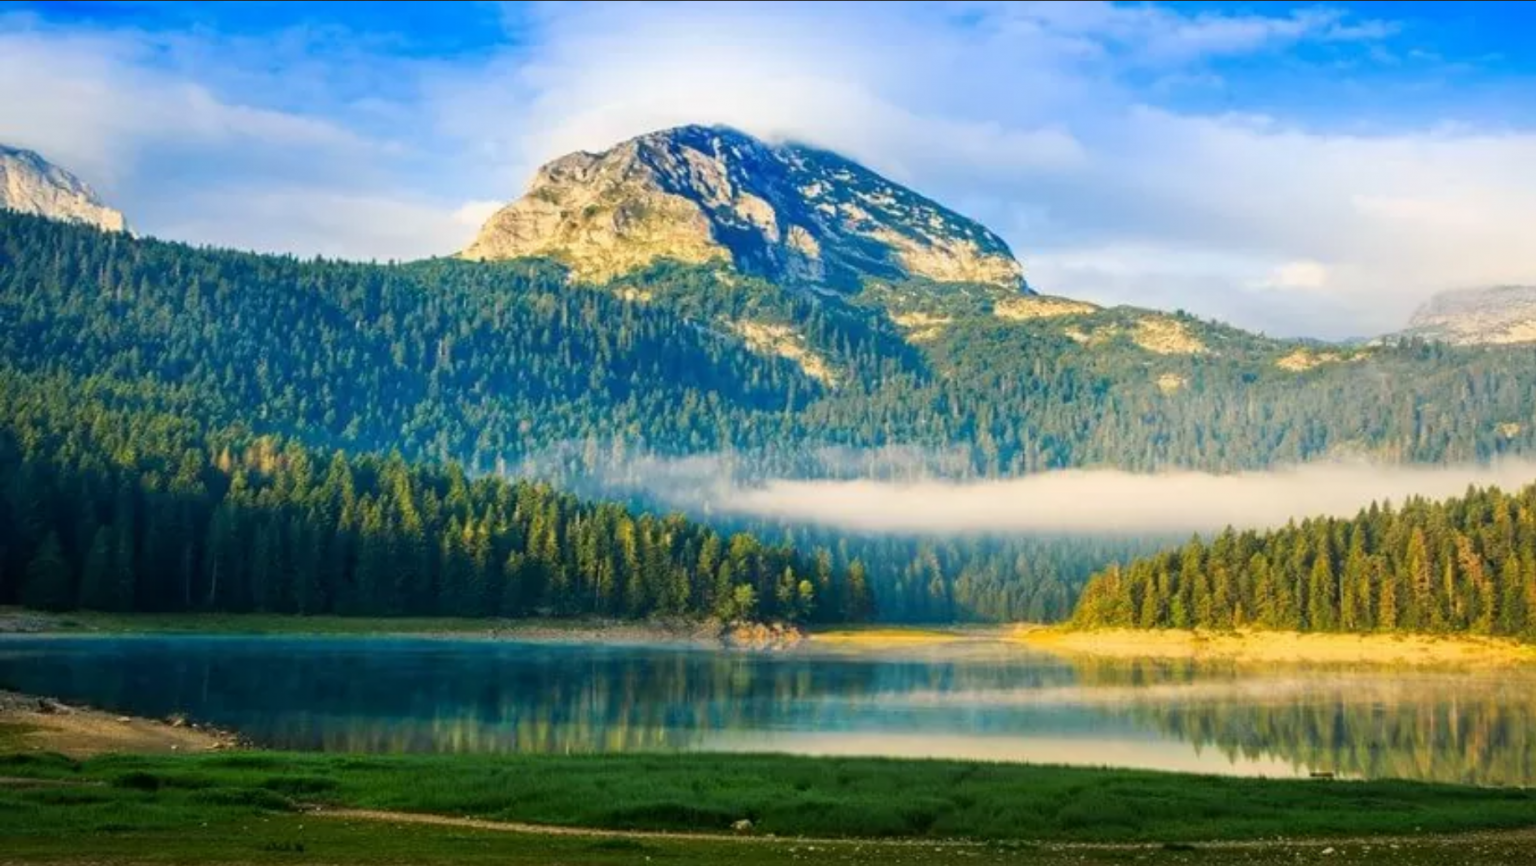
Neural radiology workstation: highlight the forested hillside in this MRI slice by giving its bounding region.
[1071,483,1536,639]
[8,212,1536,480]
[0,367,1157,623]
[0,371,870,622]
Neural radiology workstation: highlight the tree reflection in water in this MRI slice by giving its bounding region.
[2,636,1531,784]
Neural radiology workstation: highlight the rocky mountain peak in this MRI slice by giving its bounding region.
[1401,285,1536,346]
[463,124,1028,292]
[0,145,127,233]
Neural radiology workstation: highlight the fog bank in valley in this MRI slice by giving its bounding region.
[541,453,1536,536]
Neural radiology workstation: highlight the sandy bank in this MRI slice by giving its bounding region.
[0,690,241,758]
[1016,626,1536,667]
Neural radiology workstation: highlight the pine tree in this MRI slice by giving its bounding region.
[22,531,73,612]
[1341,532,1370,632]
[78,526,116,611]
[845,559,870,622]
[1498,556,1525,636]
[1374,554,1398,632]
[1406,528,1432,630]
[1307,552,1337,631]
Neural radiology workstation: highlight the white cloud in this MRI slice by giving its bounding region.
[0,16,470,260]
[4,2,1533,338]
[453,200,506,227]
[429,2,1536,337]
[967,3,1394,66]
[158,187,476,262]
[592,454,1536,536]
[0,23,360,186]
[1261,260,1330,291]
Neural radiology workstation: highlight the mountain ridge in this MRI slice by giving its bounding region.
[462,124,1028,293]
[0,144,127,233]
[1397,285,1536,346]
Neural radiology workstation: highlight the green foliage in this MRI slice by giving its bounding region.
[0,373,870,623]
[21,531,72,612]
[8,211,1536,483]
[12,212,1536,625]
[4,750,1536,845]
[1073,483,1536,640]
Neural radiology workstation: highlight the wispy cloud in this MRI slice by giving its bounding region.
[438,1,1536,337]
[538,450,1536,536]
[2,2,1532,337]
[0,13,477,260]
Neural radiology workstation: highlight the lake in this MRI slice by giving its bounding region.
[2,634,1532,784]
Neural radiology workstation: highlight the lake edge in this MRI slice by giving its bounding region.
[1018,625,1536,667]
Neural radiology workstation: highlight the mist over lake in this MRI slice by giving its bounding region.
[4,634,1530,785]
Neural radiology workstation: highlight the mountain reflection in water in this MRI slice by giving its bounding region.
[1,635,1531,784]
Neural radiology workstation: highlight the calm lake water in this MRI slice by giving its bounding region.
[2,634,1533,785]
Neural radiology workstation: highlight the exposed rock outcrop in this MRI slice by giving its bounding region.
[464,125,1026,292]
[1399,286,1536,346]
[0,144,126,232]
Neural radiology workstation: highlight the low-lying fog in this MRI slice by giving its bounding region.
[522,450,1536,536]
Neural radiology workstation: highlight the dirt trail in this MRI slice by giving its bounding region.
[0,776,105,788]
[311,806,1536,852]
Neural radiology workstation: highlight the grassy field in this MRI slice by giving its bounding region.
[4,750,1536,845]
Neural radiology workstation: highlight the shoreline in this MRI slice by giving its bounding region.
[0,689,242,758]
[8,609,1534,667]
[0,609,804,651]
[1015,626,1536,667]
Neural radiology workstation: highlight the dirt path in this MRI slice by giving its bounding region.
[311,806,1536,852]
[0,776,105,788]
[0,691,238,758]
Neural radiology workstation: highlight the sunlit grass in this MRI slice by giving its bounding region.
[3,750,1534,845]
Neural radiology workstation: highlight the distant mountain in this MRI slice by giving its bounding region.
[463,125,1027,293]
[12,208,1536,623]
[1398,286,1536,346]
[0,144,126,233]
[9,209,1536,485]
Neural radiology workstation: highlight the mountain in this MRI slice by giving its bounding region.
[8,209,1536,484]
[463,125,1026,292]
[0,144,126,233]
[10,198,1536,623]
[1399,286,1536,346]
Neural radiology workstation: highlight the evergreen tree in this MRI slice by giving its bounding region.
[1072,484,1536,642]
[78,526,116,611]
[22,531,73,612]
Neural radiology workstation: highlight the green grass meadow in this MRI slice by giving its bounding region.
[5,750,1536,842]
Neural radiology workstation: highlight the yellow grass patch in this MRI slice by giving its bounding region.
[1014,626,1536,667]
[993,296,1099,321]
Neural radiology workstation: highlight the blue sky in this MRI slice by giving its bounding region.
[3,1,1536,337]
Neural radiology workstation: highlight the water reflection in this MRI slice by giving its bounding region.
[1,635,1531,784]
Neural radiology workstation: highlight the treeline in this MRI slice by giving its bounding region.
[8,212,1536,481]
[0,212,813,471]
[1072,484,1536,638]
[685,521,1160,624]
[0,374,872,623]
[14,213,1536,626]
[1127,683,1536,787]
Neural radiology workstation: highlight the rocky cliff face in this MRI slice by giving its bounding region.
[0,145,126,233]
[463,125,1027,292]
[1401,286,1536,346]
